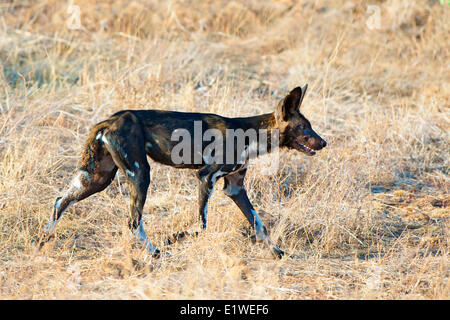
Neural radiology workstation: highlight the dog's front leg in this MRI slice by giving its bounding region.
[223,169,284,258]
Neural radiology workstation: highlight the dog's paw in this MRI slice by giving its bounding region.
[38,233,55,250]
[151,248,171,258]
[271,246,285,259]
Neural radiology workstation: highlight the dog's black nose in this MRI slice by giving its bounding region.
[321,140,327,148]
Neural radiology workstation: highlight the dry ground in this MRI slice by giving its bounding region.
[0,0,448,299]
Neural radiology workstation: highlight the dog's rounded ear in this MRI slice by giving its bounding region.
[275,85,308,123]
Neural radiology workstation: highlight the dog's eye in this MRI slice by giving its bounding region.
[296,124,304,130]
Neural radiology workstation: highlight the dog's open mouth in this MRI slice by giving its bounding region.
[296,142,316,156]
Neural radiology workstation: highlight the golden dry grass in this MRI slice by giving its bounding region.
[0,0,448,299]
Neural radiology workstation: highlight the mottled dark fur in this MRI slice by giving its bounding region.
[44,85,326,258]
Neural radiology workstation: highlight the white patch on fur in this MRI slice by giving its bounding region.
[71,171,89,191]
[125,169,135,177]
[72,172,83,190]
[101,135,109,145]
[55,197,62,209]
[211,169,226,184]
[96,132,102,140]
[134,220,158,254]
[251,209,268,241]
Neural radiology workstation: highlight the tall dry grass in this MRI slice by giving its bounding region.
[0,0,448,299]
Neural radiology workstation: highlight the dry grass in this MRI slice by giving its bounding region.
[0,0,448,299]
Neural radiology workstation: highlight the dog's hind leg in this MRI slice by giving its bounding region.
[223,168,284,258]
[100,113,160,257]
[45,137,118,239]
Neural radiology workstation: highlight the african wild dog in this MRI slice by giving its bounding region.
[43,85,326,258]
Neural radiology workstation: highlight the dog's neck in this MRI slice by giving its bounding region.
[237,112,277,130]
[236,112,281,155]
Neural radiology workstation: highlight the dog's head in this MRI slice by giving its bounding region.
[275,85,327,156]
